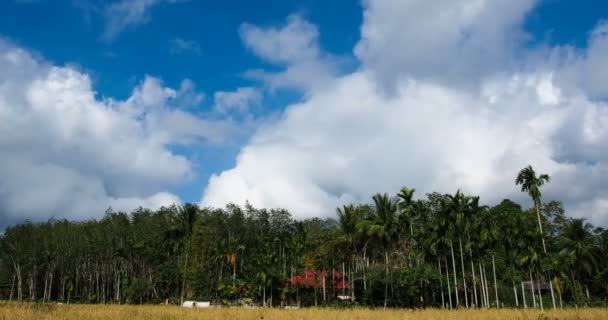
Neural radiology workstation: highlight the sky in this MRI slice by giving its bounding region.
[1,0,608,229]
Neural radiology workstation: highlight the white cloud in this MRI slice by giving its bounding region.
[213,87,261,114]
[239,14,339,92]
[0,39,231,227]
[102,0,187,41]
[202,1,608,227]
[355,0,537,91]
[170,37,202,56]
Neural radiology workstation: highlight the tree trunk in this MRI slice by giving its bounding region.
[537,274,544,311]
[471,257,478,308]
[450,242,459,307]
[445,257,453,310]
[479,262,486,307]
[263,283,267,307]
[49,271,54,302]
[492,256,499,308]
[9,274,15,302]
[459,238,468,308]
[181,253,188,305]
[521,281,527,308]
[343,262,346,298]
[43,272,48,303]
[384,251,389,309]
[322,271,326,302]
[18,264,22,302]
[530,271,537,309]
[350,262,355,302]
[438,258,445,308]
[535,202,556,310]
[513,280,519,307]
[482,263,490,307]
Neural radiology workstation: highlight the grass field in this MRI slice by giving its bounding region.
[1,302,607,320]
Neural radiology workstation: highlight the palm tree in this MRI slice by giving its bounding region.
[515,166,550,252]
[559,218,599,301]
[337,205,362,246]
[466,196,487,308]
[445,190,468,308]
[357,193,399,309]
[396,186,416,235]
[396,186,417,268]
[515,165,556,309]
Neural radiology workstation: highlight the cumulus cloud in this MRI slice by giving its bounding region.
[202,0,608,227]
[355,0,537,91]
[0,39,231,228]
[213,87,262,114]
[239,15,340,92]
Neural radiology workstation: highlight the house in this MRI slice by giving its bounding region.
[286,270,351,289]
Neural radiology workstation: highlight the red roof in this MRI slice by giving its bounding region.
[287,271,350,289]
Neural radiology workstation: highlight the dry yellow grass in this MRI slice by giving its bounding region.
[1,302,607,320]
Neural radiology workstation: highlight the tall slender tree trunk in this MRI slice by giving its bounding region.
[535,203,557,310]
[482,263,490,307]
[9,274,15,302]
[459,238,468,308]
[438,258,445,308]
[384,251,389,309]
[492,256,499,308]
[513,280,519,307]
[521,281,527,308]
[43,272,48,303]
[537,274,544,311]
[478,263,485,308]
[18,264,22,302]
[343,262,346,298]
[549,275,557,309]
[530,271,537,309]
[181,253,188,305]
[450,242,459,307]
[445,258,453,310]
[322,271,326,302]
[350,262,355,302]
[49,271,54,302]
[471,257,478,308]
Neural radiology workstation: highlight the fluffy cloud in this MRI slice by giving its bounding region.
[0,39,230,228]
[355,0,536,90]
[213,87,262,114]
[202,1,608,226]
[239,15,340,92]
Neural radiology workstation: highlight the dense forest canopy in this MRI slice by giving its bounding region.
[0,166,607,309]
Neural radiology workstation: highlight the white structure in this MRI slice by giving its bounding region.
[182,300,211,308]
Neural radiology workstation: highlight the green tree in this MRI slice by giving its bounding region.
[516,165,556,309]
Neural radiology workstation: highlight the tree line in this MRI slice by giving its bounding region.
[0,166,607,308]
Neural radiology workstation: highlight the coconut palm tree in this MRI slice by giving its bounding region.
[515,166,550,251]
[559,218,599,300]
[515,165,556,309]
[357,193,400,309]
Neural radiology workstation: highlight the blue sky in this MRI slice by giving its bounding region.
[0,0,365,202]
[1,0,608,227]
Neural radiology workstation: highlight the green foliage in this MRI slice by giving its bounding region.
[1,168,607,308]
